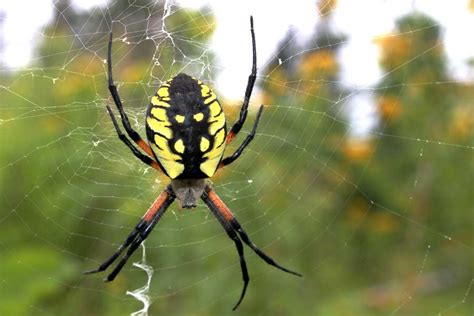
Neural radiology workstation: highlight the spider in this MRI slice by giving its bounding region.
[85,16,301,310]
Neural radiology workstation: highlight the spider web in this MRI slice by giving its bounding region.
[0,0,473,315]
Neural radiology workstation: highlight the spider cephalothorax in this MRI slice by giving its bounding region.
[170,178,206,208]
[85,16,301,310]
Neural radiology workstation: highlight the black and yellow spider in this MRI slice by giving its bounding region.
[85,17,301,310]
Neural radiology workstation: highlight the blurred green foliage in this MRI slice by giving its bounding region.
[0,2,472,316]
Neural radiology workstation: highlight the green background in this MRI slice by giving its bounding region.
[0,1,472,315]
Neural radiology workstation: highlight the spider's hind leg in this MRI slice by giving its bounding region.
[229,217,302,277]
[83,218,147,276]
[84,186,175,281]
[220,105,264,168]
[202,185,302,310]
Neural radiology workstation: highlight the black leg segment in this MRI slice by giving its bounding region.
[229,218,302,277]
[84,186,175,281]
[226,16,258,144]
[106,105,161,171]
[107,32,156,158]
[202,185,302,310]
[202,191,249,310]
[221,105,264,167]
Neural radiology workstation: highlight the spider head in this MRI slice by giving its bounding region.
[171,179,206,209]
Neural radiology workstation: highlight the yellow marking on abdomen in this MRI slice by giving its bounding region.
[159,159,184,179]
[200,156,220,177]
[175,115,185,123]
[153,136,180,161]
[200,137,210,152]
[201,128,226,177]
[150,107,167,121]
[147,117,172,139]
[209,112,225,135]
[193,113,204,122]
[151,136,184,179]
[157,87,169,98]
[174,139,185,153]
[205,93,216,104]
[153,134,168,150]
[151,96,170,107]
[201,84,210,96]
[214,128,225,148]
[209,101,221,117]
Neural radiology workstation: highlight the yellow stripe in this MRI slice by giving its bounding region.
[153,135,181,161]
[151,96,170,107]
[209,101,221,117]
[147,117,172,139]
[150,107,167,121]
[159,159,184,179]
[157,87,169,98]
[214,128,225,149]
[200,127,226,177]
[209,113,225,135]
[154,134,168,151]
[201,84,210,96]
[152,136,184,179]
[200,156,220,177]
[205,93,216,104]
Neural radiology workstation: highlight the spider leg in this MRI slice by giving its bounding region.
[229,217,302,277]
[104,218,155,282]
[106,105,162,171]
[83,218,146,274]
[226,16,257,145]
[202,185,302,309]
[220,105,264,168]
[84,185,175,281]
[202,189,249,310]
[107,32,155,158]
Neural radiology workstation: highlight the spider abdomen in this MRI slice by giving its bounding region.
[146,73,227,179]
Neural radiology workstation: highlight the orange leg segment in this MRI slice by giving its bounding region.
[137,139,155,158]
[204,186,234,221]
[143,190,170,222]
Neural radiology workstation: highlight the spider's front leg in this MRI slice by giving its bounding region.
[107,32,156,158]
[226,16,258,145]
[84,185,175,281]
[220,104,264,168]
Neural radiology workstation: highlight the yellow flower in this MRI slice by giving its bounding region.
[375,35,411,69]
[260,91,273,106]
[342,138,374,162]
[69,55,103,76]
[370,212,398,234]
[346,197,369,227]
[318,0,338,17]
[378,95,402,121]
[263,68,288,97]
[450,105,474,138]
[120,62,148,82]
[298,50,338,79]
